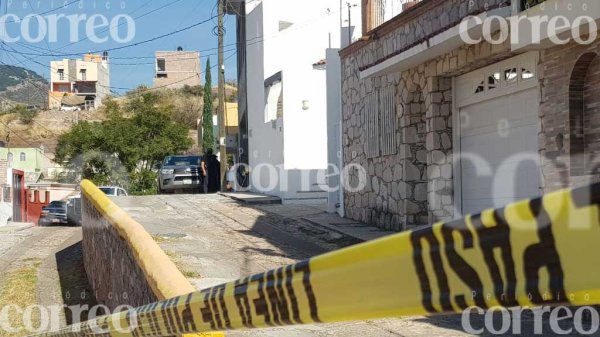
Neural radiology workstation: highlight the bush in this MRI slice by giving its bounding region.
[12,105,37,125]
[181,85,203,97]
[172,96,201,129]
[128,169,158,195]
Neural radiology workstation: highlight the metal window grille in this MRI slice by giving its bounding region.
[365,86,397,158]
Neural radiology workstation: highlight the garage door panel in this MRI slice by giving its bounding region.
[459,87,541,215]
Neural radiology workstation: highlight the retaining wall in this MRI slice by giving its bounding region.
[80,180,222,336]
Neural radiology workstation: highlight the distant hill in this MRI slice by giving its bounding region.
[0,65,48,107]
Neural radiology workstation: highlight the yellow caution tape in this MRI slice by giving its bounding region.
[35,183,600,336]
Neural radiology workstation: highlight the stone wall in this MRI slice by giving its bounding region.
[341,0,518,231]
[81,195,157,310]
[538,38,600,192]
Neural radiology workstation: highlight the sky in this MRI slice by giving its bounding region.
[0,0,238,94]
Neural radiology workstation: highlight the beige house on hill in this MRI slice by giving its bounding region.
[48,53,110,110]
[154,49,201,89]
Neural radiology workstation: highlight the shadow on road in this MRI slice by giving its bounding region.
[55,241,103,325]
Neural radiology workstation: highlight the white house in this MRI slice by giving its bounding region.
[236,0,361,205]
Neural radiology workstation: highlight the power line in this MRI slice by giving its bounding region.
[5,14,218,59]
[6,6,339,61]
[0,0,81,24]
[52,0,184,53]
[2,38,236,95]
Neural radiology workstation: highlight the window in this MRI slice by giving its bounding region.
[156,58,166,72]
[474,61,536,95]
[475,80,485,94]
[488,72,501,90]
[366,86,397,158]
[58,84,70,93]
[379,86,397,156]
[58,69,64,81]
[504,68,518,84]
[521,68,534,80]
[80,69,87,81]
[20,152,25,162]
[264,72,283,123]
[157,73,168,78]
[366,92,380,158]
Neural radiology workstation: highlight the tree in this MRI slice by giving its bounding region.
[12,105,37,125]
[101,96,121,119]
[55,92,192,195]
[202,58,215,153]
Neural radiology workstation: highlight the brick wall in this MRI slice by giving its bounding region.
[154,51,202,89]
[81,196,157,310]
[539,38,600,191]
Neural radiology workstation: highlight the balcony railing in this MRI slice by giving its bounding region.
[369,0,422,31]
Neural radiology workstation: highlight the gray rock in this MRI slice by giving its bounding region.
[415,183,428,201]
[405,200,422,215]
[441,164,452,179]
[404,161,421,181]
[393,164,403,181]
[383,167,393,183]
[428,165,441,179]
[431,150,446,164]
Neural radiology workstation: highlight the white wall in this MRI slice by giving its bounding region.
[326,1,362,214]
[245,0,347,203]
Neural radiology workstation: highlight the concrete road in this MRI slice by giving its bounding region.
[114,194,599,337]
[112,194,476,337]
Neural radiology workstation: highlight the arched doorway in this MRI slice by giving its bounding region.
[569,52,600,177]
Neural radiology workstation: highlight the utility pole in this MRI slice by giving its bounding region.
[347,2,357,46]
[217,0,227,192]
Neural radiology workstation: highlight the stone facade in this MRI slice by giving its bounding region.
[539,38,600,192]
[82,196,157,310]
[341,0,519,230]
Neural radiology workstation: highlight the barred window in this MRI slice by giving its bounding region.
[365,92,380,158]
[365,86,397,158]
[379,86,397,156]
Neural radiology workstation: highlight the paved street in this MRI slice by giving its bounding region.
[112,194,472,337]
[0,196,594,336]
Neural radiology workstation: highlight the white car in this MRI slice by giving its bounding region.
[98,186,128,197]
[60,105,81,112]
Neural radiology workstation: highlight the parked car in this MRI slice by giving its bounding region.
[39,200,68,226]
[99,186,128,197]
[158,155,203,194]
[60,105,81,112]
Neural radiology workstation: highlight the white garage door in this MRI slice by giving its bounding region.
[456,52,542,215]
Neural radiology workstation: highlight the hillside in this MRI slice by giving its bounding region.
[0,65,49,107]
[0,110,104,153]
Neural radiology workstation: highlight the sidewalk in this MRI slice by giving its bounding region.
[220,194,393,242]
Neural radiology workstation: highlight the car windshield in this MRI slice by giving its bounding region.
[99,187,116,195]
[48,201,66,208]
[164,156,201,167]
